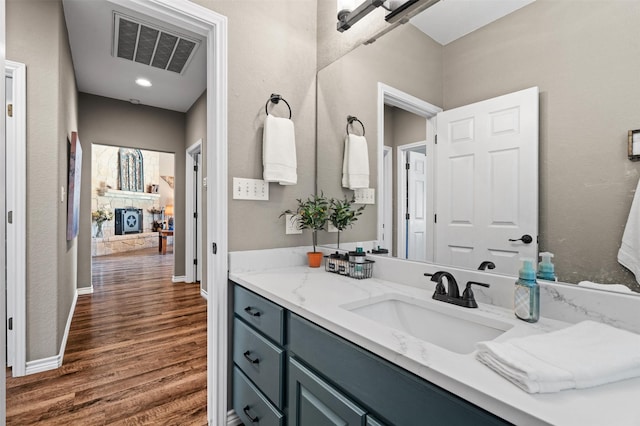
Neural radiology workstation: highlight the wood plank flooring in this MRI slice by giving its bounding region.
[6,248,207,425]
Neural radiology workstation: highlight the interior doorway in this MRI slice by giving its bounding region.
[5,60,26,378]
[185,139,202,284]
[397,142,428,261]
[90,145,176,277]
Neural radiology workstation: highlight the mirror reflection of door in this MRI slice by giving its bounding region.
[405,148,428,261]
[435,87,539,274]
[381,85,538,275]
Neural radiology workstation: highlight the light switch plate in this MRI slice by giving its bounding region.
[285,214,303,234]
[354,188,375,204]
[327,222,339,233]
[233,177,269,200]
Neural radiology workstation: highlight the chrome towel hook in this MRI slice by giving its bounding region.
[265,93,292,119]
[346,115,365,136]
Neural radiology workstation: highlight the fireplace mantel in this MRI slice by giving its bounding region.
[99,188,160,200]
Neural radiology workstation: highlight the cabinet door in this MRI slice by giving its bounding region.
[367,416,387,426]
[288,357,366,426]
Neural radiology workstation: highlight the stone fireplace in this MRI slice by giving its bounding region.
[91,144,174,256]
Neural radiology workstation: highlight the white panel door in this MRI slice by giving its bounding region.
[407,151,428,261]
[436,87,538,275]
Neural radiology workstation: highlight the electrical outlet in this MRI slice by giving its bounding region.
[233,177,269,200]
[285,214,303,235]
[354,188,375,204]
[327,222,339,233]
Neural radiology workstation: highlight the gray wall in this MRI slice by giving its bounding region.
[185,90,207,292]
[317,24,442,246]
[7,0,78,360]
[317,0,389,70]
[77,94,187,284]
[191,0,318,252]
[443,0,640,287]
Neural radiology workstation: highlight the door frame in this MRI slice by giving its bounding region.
[108,1,228,424]
[5,60,26,377]
[396,142,429,260]
[185,139,202,284]
[381,146,393,251]
[376,83,441,254]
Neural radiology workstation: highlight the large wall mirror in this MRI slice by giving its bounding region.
[316,0,640,293]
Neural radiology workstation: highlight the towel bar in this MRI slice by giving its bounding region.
[347,115,365,136]
[265,93,292,119]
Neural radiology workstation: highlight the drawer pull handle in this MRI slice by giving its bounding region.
[243,351,260,364]
[244,306,262,317]
[243,405,259,423]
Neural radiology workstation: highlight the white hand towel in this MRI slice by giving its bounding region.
[342,134,369,189]
[618,176,640,282]
[476,321,640,393]
[263,114,297,185]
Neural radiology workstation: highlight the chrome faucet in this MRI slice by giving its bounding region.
[424,272,490,308]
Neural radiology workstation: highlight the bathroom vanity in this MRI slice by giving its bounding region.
[229,249,640,426]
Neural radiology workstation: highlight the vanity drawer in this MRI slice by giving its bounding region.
[233,366,284,426]
[234,284,285,345]
[233,317,285,408]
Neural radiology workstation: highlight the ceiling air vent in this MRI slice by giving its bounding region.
[113,12,200,75]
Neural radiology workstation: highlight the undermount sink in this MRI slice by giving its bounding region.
[342,294,513,354]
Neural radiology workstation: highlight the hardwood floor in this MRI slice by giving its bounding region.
[6,248,207,425]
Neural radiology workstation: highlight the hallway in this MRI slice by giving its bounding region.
[6,248,207,425]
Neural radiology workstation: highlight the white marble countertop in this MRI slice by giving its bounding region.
[230,265,640,426]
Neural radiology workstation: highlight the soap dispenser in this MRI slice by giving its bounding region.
[514,259,540,323]
[537,252,557,281]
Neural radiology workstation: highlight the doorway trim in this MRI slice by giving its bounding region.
[5,60,26,377]
[185,139,202,284]
[381,146,393,250]
[376,83,442,247]
[108,1,228,424]
[396,141,428,260]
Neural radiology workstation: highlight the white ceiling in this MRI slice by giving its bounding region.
[410,0,536,45]
[62,0,206,113]
[61,0,534,112]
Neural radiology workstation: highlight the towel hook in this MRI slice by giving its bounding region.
[346,115,365,136]
[265,93,292,119]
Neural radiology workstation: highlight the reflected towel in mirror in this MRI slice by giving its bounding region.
[476,321,640,393]
[342,134,369,189]
[263,114,297,185]
[618,176,640,282]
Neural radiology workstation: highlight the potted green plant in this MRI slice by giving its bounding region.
[329,196,365,249]
[282,193,329,267]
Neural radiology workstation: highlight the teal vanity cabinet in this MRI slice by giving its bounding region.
[231,282,511,426]
[232,285,286,426]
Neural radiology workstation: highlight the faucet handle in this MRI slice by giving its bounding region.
[462,281,490,308]
[424,272,446,294]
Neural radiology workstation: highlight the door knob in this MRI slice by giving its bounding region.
[509,234,533,244]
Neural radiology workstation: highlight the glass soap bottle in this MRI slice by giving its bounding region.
[514,259,539,323]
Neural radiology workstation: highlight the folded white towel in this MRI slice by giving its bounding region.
[578,281,633,294]
[263,114,297,185]
[342,134,369,189]
[618,176,640,282]
[476,321,640,393]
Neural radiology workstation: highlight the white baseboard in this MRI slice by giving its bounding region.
[200,288,208,300]
[77,285,93,295]
[172,275,186,283]
[227,410,242,426]
[26,289,78,375]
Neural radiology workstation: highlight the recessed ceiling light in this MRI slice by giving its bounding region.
[129,99,140,105]
[135,78,152,87]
